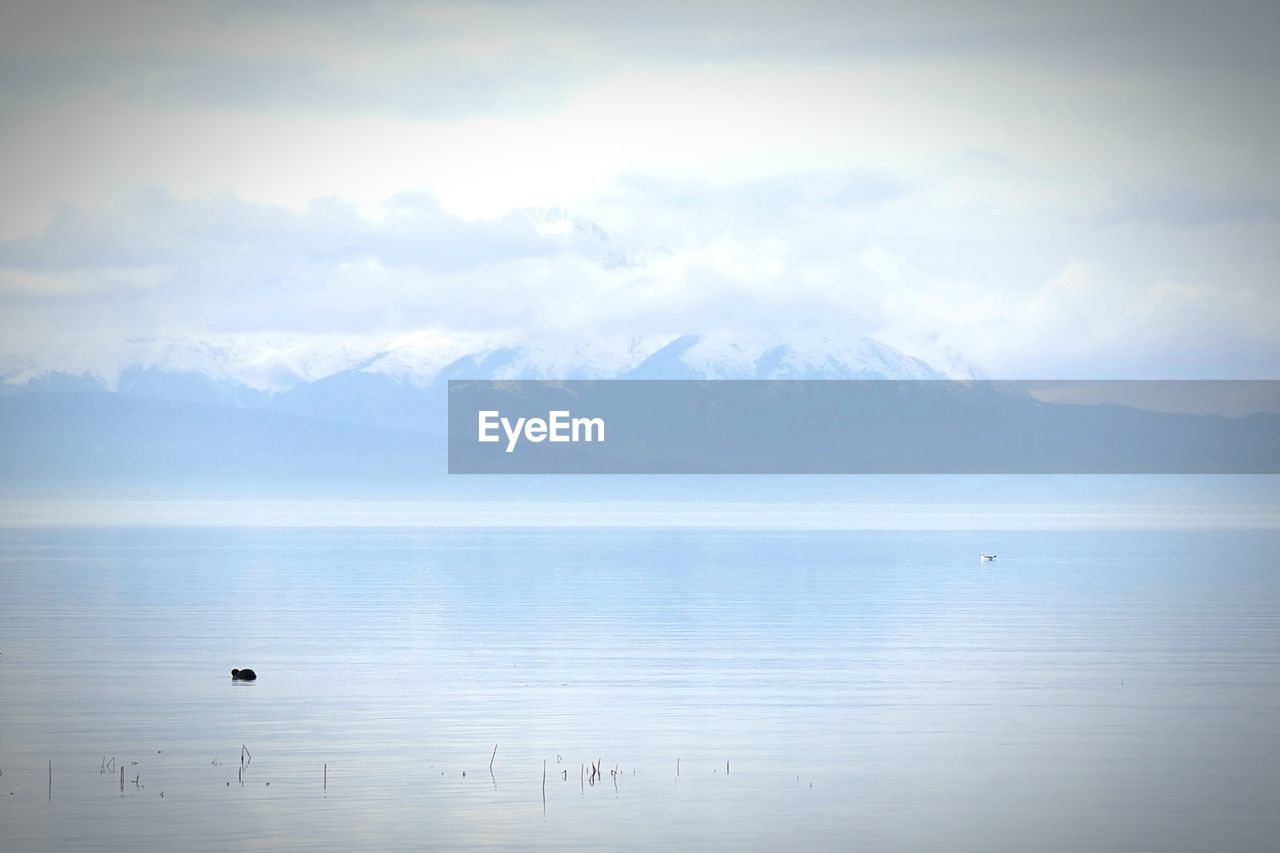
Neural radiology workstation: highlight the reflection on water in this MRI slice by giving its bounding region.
[1,527,1278,851]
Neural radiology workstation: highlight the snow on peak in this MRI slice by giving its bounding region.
[624,333,948,380]
[2,329,959,395]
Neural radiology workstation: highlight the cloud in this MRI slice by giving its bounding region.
[0,190,562,274]
[2,187,1277,379]
[5,0,1279,230]
[0,265,167,298]
[612,171,906,218]
[1101,190,1280,228]
[1,1,1278,378]
[0,191,667,336]
[867,252,1280,379]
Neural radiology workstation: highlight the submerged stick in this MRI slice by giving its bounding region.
[324,763,327,791]
[120,766,124,792]
[48,759,51,800]
[490,744,498,774]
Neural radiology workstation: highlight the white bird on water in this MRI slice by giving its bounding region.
[980,553,997,562]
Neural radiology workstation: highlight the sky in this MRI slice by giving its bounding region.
[1,0,1278,379]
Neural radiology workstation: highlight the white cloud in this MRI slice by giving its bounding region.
[1,1,1277,377]
[867,252,1280,378]
[0,265,168,297]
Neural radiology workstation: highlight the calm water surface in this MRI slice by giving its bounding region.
[1,527,1278,851]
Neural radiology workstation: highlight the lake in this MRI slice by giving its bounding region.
[1,526,1278,850]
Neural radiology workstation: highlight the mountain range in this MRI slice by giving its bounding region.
[0,333,947,432]
[3,334,1274,497]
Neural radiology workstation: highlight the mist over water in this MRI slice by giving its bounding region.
[1,526,1278,850]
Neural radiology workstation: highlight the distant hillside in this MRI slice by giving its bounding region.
[0,392,443,493]
[5,336,1274,495]
[1,381,1276,494]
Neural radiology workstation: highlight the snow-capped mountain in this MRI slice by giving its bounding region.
[0,334,386,395]
[3,333,1273,495]
[0,332,964,432]
[619,334,944,380]
[3,332,951,389]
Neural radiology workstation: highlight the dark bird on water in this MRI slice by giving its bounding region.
[231,668,257,681]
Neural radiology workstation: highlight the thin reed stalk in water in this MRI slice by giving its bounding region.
[490,744,498,773]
